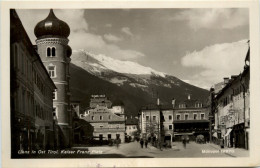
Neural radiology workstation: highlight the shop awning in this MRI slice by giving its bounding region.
[224,128,232,137]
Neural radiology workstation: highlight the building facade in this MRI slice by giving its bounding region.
[10,9,56,157]
[213,48,250,149]
[125,116,139,140]
[34,9,72,148]
[162,109,174,146]
[139,102,168,146]
[82,106,125,143]
[173,96,210,141]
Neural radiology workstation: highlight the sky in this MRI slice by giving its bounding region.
[16,8,249,89]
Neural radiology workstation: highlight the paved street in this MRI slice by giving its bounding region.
[73,141,249,158]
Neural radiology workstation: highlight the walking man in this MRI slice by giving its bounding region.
[140,138,144,148]
[183,137,186,149]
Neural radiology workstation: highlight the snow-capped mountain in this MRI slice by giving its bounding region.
[69,50,209,116]
[72,49,166,77]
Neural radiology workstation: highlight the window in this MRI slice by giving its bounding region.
[201,113,205,120]
[153,116,156,121]
[47,64,56,78]
[133,126,136,129]
[179,104,186,108]
[169,125,173,130]
[169,115,172,120]
[194,113,197,120]
[91,116,94,120]
[108,134,111,139]
[100,116,103,120]
[47,47,56,57]
[146,116,149,121]
[47,47,51,57]
[176,114,181,120]
[53,90,57,100]
[116,134,120,140]
[100,125,103,129]
[185,114,189,120]
[108,115,111,120]
[53,107,57,119]
[52,47,56,56]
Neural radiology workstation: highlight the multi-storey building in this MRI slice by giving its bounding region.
[82,106,125,142]
[162,107,174,146]
[10,9,56,157]
[89,95,112,109]
[125,116,139,140]
[173,96,210,141]
[213,48,250,149]
[139,101,167,146]
[34,9,72,148]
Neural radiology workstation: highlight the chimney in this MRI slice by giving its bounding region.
[172,98,176,108]
[188,94,191,100]
[224,77,229,84]
[157,98,160,106]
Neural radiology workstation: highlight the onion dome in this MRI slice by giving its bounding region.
[67,45,72,57]
[34,9,70,39]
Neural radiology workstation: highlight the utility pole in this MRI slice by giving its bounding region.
[209,87,215,143]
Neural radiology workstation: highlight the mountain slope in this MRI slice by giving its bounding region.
[70,50,210,117]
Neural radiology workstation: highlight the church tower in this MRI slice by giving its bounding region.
[34,9,72,147]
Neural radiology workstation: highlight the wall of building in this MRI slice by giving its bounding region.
[174,108,209,121]
[10,9,56,156]
[83,106,125,142]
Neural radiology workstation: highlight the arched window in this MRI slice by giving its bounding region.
[47,47,56,57]
[52,47,56,56]
[47,47,51,57]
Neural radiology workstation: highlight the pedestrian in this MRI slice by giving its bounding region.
[183,137,186,149]
[140,138,144,148]
[145,139,148,148]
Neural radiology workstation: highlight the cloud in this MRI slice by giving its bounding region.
[103,34,123,42]
[181,40,249,89]
[105,24,112,28]
[16,9,144,60]
[173,8,248,30]
[121,27,133,36]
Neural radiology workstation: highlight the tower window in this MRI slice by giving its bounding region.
[47,47,51,57]
[47,47,56,57]
[47,64,56,78]
[52,47,56,56]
